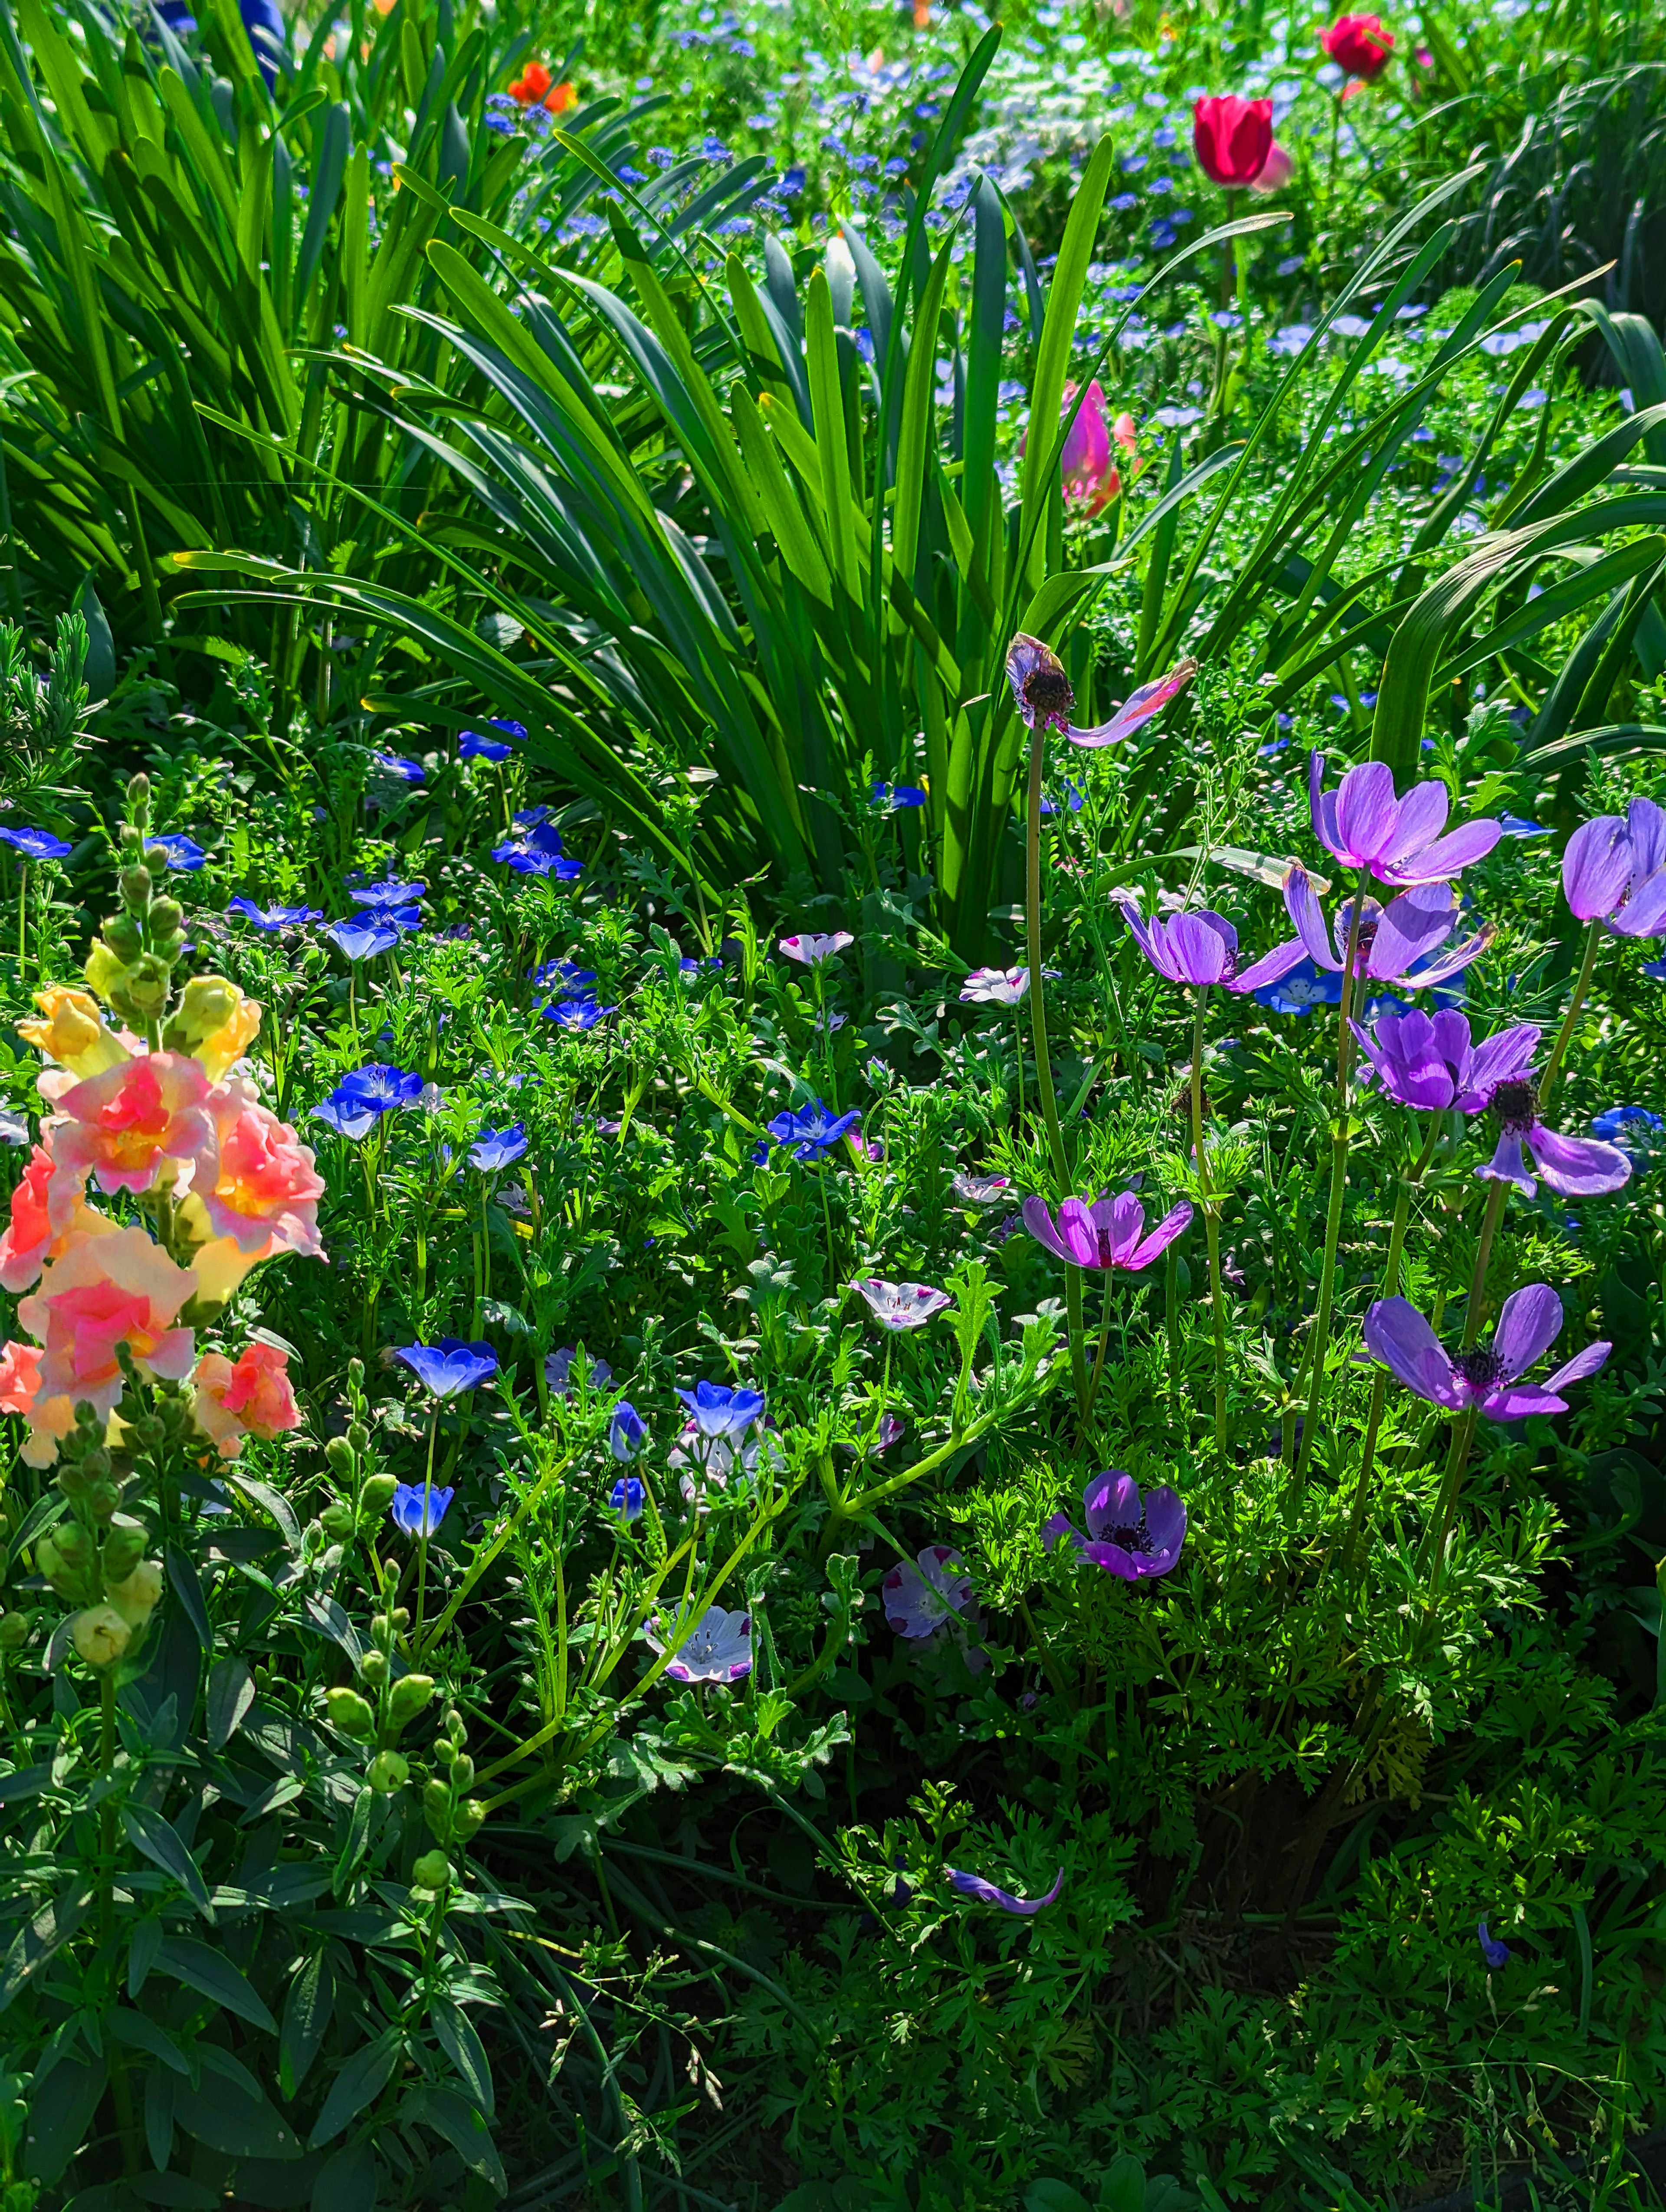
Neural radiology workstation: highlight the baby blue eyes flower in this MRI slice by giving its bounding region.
[227,897,321,929]
[871,782,927,811]
[493,821,582,878]
[389,1482,454,1536]
[339,1063,423,1111]
[326,916,401,961]
[763,1100,861,1159]
[145,834,207,872]
[851,1278,952,1330]
[778,930,853,965]
[883,1544,974,1636]
[542,994,615,1030]
[469,1122,528,1172]
[372,752,425,783]
[0,825,73,860]
[546,1347,613,1396]
[348,878,425,907]
[646,1602,753,1683]
[460,730,513,761]
[610,1403,648,1461]
[1254,957,1341,1015]
[609,1473,645,1518]
[947,1865,1064,1914]
[309,1092,382,1141]
[676,1380,764,1441]
[395,1338,499,1397]
[531,958,597,991]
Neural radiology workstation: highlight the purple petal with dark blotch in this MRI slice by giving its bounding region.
[1476,1128,1536,1194]
[1022,1196,1076,1266]
[1380,817,1502,885]
[1082,1469,1140,1542]
[947,1865,1064,1914]
[1350,1014,1453,1109]
[1377,777,1449,867]
[1541,1338,1611,1394]
[1042,1511,1080,1553]
[1363,1297,1463,1410]
[1066,656,1197,748]
[1334,762,1400,865]
[1099,1190,1146,1265]
[1458,1023,1538,1110]
[1127,1200,1194,1271]
[1367,886,1456,979]
[1525,1123,1631,1196]
[1227,935,1310,994]
[1283,868,1339,970]
[1610,869,1666,940]
[1491,1283,1564,1381]
[1561,814,1632,922]
[1078,1539,1145,1580]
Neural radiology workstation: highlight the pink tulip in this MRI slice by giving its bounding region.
[1251,139,1293,193]
[1059,380,1122,516]
[1112,410,1138,452]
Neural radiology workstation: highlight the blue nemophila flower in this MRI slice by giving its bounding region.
[396,1338,498,1397]
[610,1403,648,1461]
[0,825,73,860]
[531,957,597,991]
[389,1482,454,1537]
[494,822,582,879]
[1591,1105,1663,1163]
[1039,781,1086,818]
[348,878,425,907]
[872,781,927,810]
[371,751,425,783]
[1498,816,1549,839]
[947,1865,1064,1915]
[514,805,551,828]
[608,1474,645,1519]
[469,1122,528,1172]
[339,1063,423,1111]
[764,1099,861,1159]
[1255,957,1343,1016]
[547,1346,613,1396]
[310,1092,381,1141]
[676,1380,764,1443]
[543,993,615,1031]
[146,834,207,872]
[326,916,400,962]
[460,730,513,761]
[1477,1919,1511,1969]
[227,896,321,929]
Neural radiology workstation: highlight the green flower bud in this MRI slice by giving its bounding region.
[358,1647,389,1686]
[325,1687,377,1738]
[453,1799,486,1841]
[324,1435,355,1475]
[118,864,153,908]
[127,771,151,810]
[102,913,143,960]
[367,1751,409,1794]
[422,1779,452,1834]
[361,1474,397,1513]
[347,1423,370,1453]
[387,1673,435,1729]
[319,1503,354,1539]
[0,1613,29,1651]
[433,1738,456,1768]
[52,1522,92,1571]
[123,955,172,1015]
[105,1560,163,1627]
[410,1850,451,1892]
[450,1755,475,1793]
[149,897,184,938]
[100,1522,146,1581]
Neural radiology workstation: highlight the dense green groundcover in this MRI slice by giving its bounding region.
[2,0,1666,2203]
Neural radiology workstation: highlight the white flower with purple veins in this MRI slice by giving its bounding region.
[851,1278,952,1330]
[646,1603,753,1684]
[779,931,853,965]
[961,965,1031,1005]
[883,1544,974,1637]
[952,1173,1011,1205]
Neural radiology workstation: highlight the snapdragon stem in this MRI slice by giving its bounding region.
[1025,727,1088,1413]
[1188,988,1227,1466]
[1538,917,1602,1117]
[1292,866,1371,1492]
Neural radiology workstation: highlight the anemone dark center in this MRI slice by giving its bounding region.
[1489,1077,1537,1132]
[1105,1514,1151,1551]
[1453,1348,1505,1392]
[1023,662,1076,723]
[1354,918,1379,959]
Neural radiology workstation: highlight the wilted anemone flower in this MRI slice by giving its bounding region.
[1364,1286,1610,1421]
[1308,754,1501,887]
[1563,797,1666,935]
[764,1099,861,1160]
[227,897,321,929]
[0,825,73,860]
[1046,1471,1187,1580]
[946,1864,1064,1914]
[145,833,208,872]
[1248,869,1495,997]
[952,1172,1011,1204]
[1024,1189,1192,1276]
[395,1338,499,1397]
[389,1482,453,1536]
[608,1473,645,1519]
[646,1603,753,1683]
[1351,1011,1630,1197]
[610,1403,647,1461]
[469,1122,529,1173]
[546,1346,614,1396]
[960,965,1031,1005]
[778,930,853,965]
[1005,634,1197,749]
[883,1544,974,1636]
[851,1277,952,1330]
[543,994,615,1031]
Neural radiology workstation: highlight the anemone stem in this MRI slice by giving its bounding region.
[1026,726,1088,1414]
[1537,917,1602,1118]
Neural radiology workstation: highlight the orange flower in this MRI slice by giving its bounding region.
[49,1053,216,1225]
[509,60,552,104]
[0,1341,42,1417]
[193,1343,302,1459]
[0,1142,118,1293]
[545,79,577,113]
[199,1081,325,1259]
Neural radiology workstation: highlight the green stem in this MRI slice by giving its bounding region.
[1026,725,1087,1413]
[1421,1405,1480,1594]
[1538,918,1602,1118]
[413,1403,441,1648]
[1189,988,1227,1466]
[1463,1178,1509,1348]
[1080,1281,1114,1436]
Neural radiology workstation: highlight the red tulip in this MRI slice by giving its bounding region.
[1320,13,1394,79]
[1192,96,1275,188]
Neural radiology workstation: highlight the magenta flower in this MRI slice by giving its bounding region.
[851,1277,952,1330]
[779,931,853,965]
[1562,798,1666,936]
[1006,635,1197,749]
[1242,867,1494,993]
[882,1544,974,1636]
[947,1864,1064,1914]
[1363,1286,1610,1422]
[1351,1010,1631,1197]
[1043,1470,1187,1580]
[1309,754,1502,886]
[1022,1189,1192,1274]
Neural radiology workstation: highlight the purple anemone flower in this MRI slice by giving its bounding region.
[1117,903,1242,988]
[1245,869,1494,995]
[947,1864,1064,1914]
[1363,1286,1610,1421]
[389,1482,453,1536]
[646,1603,752,1683]
[1351,1011,1631,1198]
[1309,754,1501,886]
[1043,1471,1187,1580]
[1023,1190,1192,1274]
[778,930,853,964]
[883,1544,974,1636]
[1005,633,1197,747]
[851,1278,952,1329]
[1562,797,1666,935]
